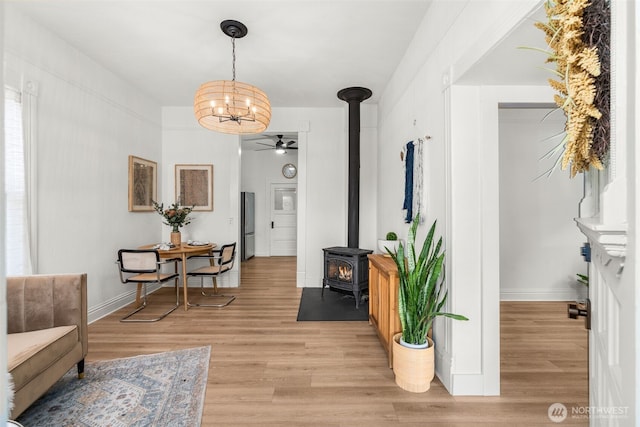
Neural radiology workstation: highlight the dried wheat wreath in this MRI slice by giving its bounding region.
[536,0,610,177]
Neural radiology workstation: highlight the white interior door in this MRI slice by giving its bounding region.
[270,183,297,256]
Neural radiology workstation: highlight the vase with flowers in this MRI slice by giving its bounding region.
[152,201,195,247]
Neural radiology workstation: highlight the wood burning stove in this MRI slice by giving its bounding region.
[320,87,373,310]
[322,247,372,308]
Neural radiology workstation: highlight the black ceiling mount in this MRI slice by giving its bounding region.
[220,20,248,38]
[337,87,372,103]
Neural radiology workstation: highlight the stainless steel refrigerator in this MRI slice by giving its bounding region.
[241,192,255,261]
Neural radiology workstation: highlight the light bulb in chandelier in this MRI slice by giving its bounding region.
[194,20,271,134]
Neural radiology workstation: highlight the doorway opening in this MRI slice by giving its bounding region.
[497,105,588,406]
[240,132,299,278]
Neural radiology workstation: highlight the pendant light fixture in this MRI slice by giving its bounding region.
[194,20,271,134]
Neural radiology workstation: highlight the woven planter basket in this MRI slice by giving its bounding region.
[392,333,435,393]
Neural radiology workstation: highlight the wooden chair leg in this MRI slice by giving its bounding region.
[135,283,143,306]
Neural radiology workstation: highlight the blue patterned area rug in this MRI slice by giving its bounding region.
[17,346,211,427]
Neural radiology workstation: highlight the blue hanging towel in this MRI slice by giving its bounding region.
[403,141,414,223]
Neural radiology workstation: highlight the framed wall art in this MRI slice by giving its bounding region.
[175,164,214,211]
[128,155,157,212]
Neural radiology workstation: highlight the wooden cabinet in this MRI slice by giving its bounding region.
[368,254,401,368]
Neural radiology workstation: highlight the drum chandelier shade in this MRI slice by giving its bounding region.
[194,20,271,134]
[194,80,271,134]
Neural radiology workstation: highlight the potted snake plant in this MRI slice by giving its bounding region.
[387,214,468,392]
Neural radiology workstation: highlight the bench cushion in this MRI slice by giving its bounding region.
[8,325,79,389]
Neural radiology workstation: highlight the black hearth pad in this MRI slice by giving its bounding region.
[296,288,368,321]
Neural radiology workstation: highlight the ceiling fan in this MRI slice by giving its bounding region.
[255,135,298,154]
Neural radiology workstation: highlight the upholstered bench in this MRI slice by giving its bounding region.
[6,274,88,419]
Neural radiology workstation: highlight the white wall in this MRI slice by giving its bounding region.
[0,1,8,420]
[377,2,466,244]
[164,105,378,289]
[499,108,586,301]
[4,5,163,322]
[161,107,241,286]
[377,0,541,395]
[274,104,376,287]
[628,0,639,415]
[3,3,380,326]
[359,104,378,254]
[241,148,298,257]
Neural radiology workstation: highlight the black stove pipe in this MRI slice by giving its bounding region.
[337,87,372,249]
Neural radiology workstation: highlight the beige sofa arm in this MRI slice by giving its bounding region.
[6,274,88,356]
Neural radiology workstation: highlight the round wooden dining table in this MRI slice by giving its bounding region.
[139,242,216,311]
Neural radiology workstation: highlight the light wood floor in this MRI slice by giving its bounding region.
[89,256,588,426]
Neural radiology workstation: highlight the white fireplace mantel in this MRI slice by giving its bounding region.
[575,217,627,280]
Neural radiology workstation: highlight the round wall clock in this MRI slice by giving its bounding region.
[282,163,297,179]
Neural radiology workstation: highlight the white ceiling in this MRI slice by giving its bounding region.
[457,6,549,85]
[9,0,550,115]
[9,0,434,107]
[9,1,549,110]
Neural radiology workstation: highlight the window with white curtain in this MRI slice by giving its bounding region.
[4,86,33,275]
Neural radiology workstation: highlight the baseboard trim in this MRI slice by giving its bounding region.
[451,373,492,396]
[299,274,322,288]
[435,345,453,392]
[296,271,306,288]
[88,273,242,324]
[88,283,161,324]
[435,348,495,395]
[500,289,585,301]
